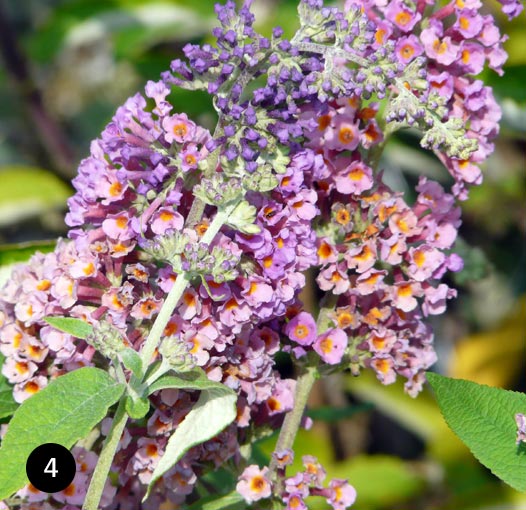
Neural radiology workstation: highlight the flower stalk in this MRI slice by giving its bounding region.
[269,364,318,491]
[82,398,128,510]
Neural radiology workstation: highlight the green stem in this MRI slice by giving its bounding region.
[185,197,207,228]
[139,270,190,367]
[269,293,339,500]
[82,398,128,510]
[200,200,239,246]
[185,119,224,228]
[268,365,317,491]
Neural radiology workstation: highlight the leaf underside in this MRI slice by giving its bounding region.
[145,385,237,500]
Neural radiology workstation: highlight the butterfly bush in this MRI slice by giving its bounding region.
[0,0,521,508]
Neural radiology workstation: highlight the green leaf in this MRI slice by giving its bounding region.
[0,354,17,420]
[125,395,150,420]
[119,348,143,379]
[0,387,17,420]
[186,490,245,510]
[145,384,237,500]
[0,240,57,266]
[332,454,425,508]
[44,316,94,340]
[427,372,526,492]
[0,166,70,226]
[0,367,125,500]
[147,370,229,395]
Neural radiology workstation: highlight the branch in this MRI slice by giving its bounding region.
[0,0,76,181]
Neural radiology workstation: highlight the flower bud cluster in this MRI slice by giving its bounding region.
[158,335,196,372]
[145,229,241,282]
[86,320,127,359]
[193,175,244,206]
[182,243,240,282]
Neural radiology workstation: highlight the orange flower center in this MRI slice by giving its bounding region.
[433,39,448,55]
[36,279,51,291]
[395,11,411,26]
[25,381,40,394]
[348,167,364,181]
[160,211,174,222]
[116,216,128,229]
[337,312,354,328]
[338,126,355,144]
[317,242,332,259]
[413,250,426,267]
[267,397,281,412]
[250,475,266,492]
[317,114,331,131]
[109,181,122,197]
[320,337,333,354]
[401,44,414,59]
[375,28,386,45]
[336,209,351,225]
[294,325,309,339]
[397,284,412,297]
[459,17,470,30]
[183,292,196,307]
[146,444,158,457]
[173,124,188,137]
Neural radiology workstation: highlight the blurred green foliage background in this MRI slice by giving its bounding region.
[0,0,524,508]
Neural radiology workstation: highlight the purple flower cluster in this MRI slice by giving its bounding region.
[237,452,356,509]
[0,77,319,507]
[162,0,402,179]
[269,97,462,395]
[516,413,526,445]
[0,241,99,403]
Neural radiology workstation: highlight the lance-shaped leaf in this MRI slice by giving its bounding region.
[145,383,237,500]
[0,367,125,500]
[119,348,144,379]
[44,316,94,340]
[147,370,227,394]
[427,372,526,492]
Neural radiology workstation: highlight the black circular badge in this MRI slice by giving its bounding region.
[26,443,76,493]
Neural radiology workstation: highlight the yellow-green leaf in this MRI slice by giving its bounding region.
[0,166,70,226]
